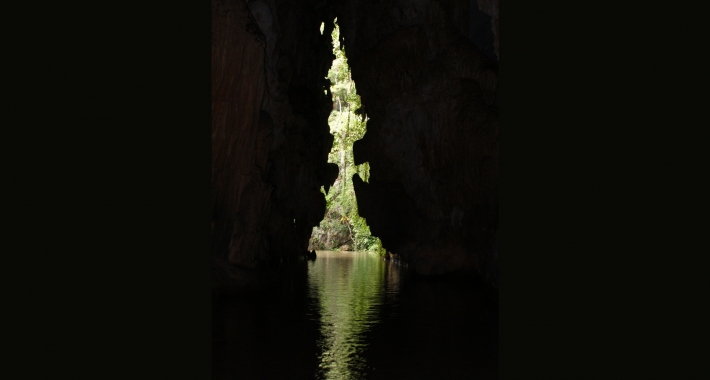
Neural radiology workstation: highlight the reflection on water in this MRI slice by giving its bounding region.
[307,251,397,379]
[212,250,497,379]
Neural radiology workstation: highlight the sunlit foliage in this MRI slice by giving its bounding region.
[309,21,386,256]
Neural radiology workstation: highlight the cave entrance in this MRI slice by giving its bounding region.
[308,20,385,255]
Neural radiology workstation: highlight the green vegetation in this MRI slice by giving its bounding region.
[308,21,386,256]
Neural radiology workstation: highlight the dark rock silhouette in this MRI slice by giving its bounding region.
[212,0,336,289]
[305,249,317,261]
[212,0,498,290]
[337,0,498,283]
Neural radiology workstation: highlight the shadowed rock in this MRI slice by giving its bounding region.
[212,0,499,289]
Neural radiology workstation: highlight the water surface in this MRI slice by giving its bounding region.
[213,251,497,379]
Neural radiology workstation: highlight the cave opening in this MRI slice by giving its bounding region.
[213,1,499,377]
[308,20,385,256]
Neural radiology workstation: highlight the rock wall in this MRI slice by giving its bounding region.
[212,0,338,277]
[335,0,499,284]
[212,0,499,287]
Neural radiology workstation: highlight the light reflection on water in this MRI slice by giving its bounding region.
[307,251,402,380]
[212,249,498,379]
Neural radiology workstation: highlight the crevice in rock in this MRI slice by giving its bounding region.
[212,0,499,291]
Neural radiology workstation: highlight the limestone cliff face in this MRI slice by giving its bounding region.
[212,0,499,287]
[212,0,337,274]
[335,0,499,284]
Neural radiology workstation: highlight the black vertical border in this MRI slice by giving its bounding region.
[501,0,710,378]
[7,1,213,378]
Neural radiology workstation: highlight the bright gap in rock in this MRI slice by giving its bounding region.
[308,20,384,255]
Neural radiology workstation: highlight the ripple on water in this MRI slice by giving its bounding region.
[308,251,403,380]
[213,249,497,379]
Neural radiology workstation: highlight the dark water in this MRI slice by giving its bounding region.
[213,251,498,379]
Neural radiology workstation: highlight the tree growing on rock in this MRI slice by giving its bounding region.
[308,21,385,256]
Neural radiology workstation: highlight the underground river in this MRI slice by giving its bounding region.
[212,251,498,379]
